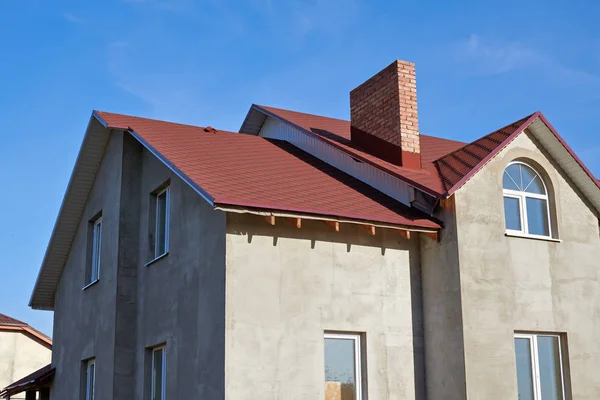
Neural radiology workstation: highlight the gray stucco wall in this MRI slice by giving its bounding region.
[51,131,226,399]
[225,214,422,399]
[133,146,226,399]
[419,195,467,400]
[453,131,600,399]
[52,131,123,399]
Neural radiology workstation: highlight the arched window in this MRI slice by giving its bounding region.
[503,161,551,237]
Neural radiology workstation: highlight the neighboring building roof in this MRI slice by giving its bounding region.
[95,111,440,230]
[252,105,600,198]
[0,364,54,398]
[0,313,52,347]
[0,313,27,326]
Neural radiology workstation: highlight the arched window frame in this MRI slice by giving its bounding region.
[503,161,553,238]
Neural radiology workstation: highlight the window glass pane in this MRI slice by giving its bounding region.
[156,191,167,257]
[503,170,520,191]
[526,197,550,236]
[504,164,522,190]
[324,337,357,400]
[153,349,164,400]
[92,220,101,281]
[538,336,564,400]
[515,338,535,400]
[520,164,544,194]
[504,197,522,231]
[87,362,95,400]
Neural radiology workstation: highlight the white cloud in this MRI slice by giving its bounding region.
[457,34,542,75]
[63,12,83,24]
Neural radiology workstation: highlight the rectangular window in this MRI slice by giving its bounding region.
[85,359,95,400]
[91,217,102,282]
[515,333,566,400]
[324,333,363,400]
[85,213,102,287]
[151,346,166,400]
[149,186,170,261]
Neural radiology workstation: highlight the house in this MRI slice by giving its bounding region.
[0,314,52,399]
[29,60,600,399]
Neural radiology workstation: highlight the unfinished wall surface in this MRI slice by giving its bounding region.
[133,147,226,399]
[419,195,467,400]
[51,132,227,399]
[225,214,422,399]
[0,331,52,399]
[453,131,600,399]
[51,131,124,400]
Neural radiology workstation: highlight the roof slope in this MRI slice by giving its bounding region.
[254,105,599,197]
[0,313,27,326]
[0,364,54,398]
[435,113,536,192]
[0,313,52,346]
[96,111,439,229]
[254,105,466,196]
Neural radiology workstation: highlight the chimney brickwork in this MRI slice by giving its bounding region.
[350,60,421,168]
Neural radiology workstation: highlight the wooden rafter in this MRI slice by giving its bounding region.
[324,220,340,232]
[286,217,301,228]
[264,215,275,225]
[396,229,411,240]
[361,225,376,235]
[422,231,439,242]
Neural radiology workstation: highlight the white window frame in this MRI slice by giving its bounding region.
[324,332,363,400]
[154,187,170,259]
[85,359,95,400]
[514,333,566,400]
[503,161,553,239]
[151,346,166,400]
[90,217,102,283]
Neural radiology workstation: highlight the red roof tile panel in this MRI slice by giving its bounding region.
[256,105,467,196]
[0,313,27,326]
[96,111,440,229]
[256,105,540,196]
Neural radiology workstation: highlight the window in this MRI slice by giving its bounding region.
[85,214,102,287]
[84,359,95,400]
[503,162,552,238]
[324,333,364,400]
[151,346,166,400]
[514,333,566,400]
[150,186,170,261]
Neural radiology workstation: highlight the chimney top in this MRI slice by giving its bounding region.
[350,60,421,169]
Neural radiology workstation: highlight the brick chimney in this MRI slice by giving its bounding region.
[350,60,421,169]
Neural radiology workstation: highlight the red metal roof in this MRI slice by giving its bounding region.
[96,111,441,229]
[0,313,27,326]
[255,105,547,196]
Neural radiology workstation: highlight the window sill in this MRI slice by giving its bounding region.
[505,232,562,243]
[145,252,169,267]
[82,280,99,291]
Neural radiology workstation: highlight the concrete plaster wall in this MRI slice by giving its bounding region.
[0,331,52,398]
[225,213,422,399]
[454,131,600,399]
[133,147,226,399]
[51,131,124,399]
[419,195,467,400]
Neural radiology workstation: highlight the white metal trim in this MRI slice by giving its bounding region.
[324,332,363,400]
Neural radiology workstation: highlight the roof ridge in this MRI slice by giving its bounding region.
[434,112,537,164]
[94,110,237,134]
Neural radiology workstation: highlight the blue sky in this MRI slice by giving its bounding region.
[1,0,599,336]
